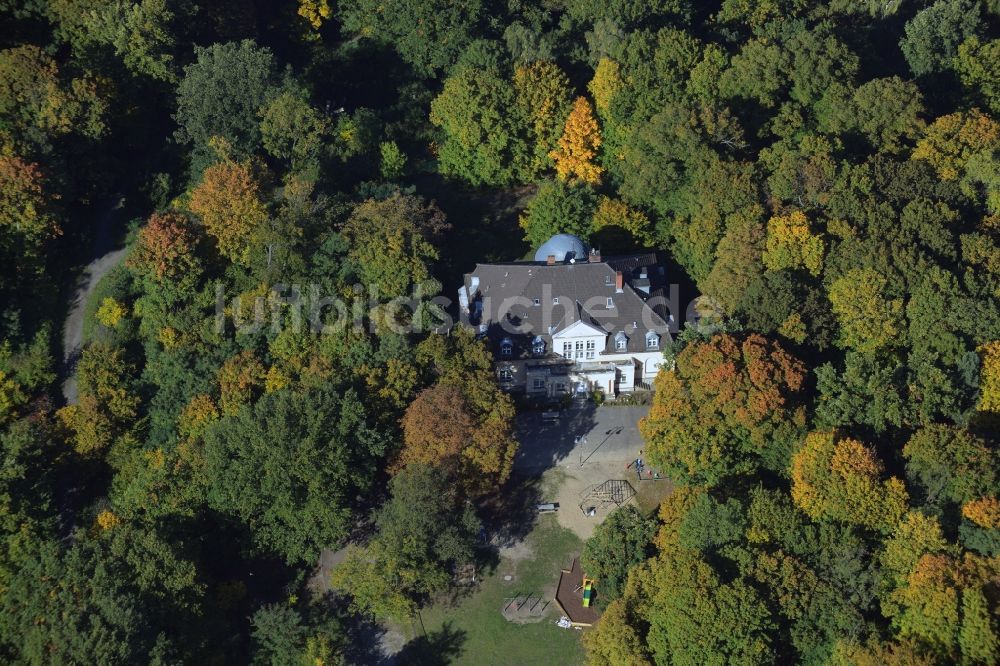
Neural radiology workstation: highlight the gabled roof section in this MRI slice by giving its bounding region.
[552,318,606,339]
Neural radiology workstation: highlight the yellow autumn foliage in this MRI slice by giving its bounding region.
[95,296,127,328]
[177,393,220,440]
[977,340,1000,413]
[762,210,824,276]
[96,509,121,530]
[549,96,603,185]
[591,196,654,247]
[791,431,908,531]
[589,58,623,114]
[912,109,1000,181]
[297,0,331,29]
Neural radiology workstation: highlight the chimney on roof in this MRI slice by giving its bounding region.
[615,271,624,292]
[589,248,601,263]
[546,254,556,265]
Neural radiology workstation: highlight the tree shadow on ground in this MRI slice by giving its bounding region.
[392,621,467,665]
[479,472,545,551]
[512,401,599,472]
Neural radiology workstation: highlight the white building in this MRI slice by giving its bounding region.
[458,234,673,397]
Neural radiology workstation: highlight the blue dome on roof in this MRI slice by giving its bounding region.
[533,234,589,263]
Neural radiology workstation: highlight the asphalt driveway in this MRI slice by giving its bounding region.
[513,404,649,471]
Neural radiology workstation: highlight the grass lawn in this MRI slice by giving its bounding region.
[634,476,674,517]
[410,515,587,665]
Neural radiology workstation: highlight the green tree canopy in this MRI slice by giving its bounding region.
[203,387,388,563]
[582,505,656,605]
[174,40,281,165]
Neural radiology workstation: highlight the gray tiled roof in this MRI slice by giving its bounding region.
[462,253,673,360]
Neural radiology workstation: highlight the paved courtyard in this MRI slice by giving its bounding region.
[513,403,649,471]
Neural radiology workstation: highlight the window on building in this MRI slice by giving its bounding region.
[576,351,584,359]
[586,340,595,350]
[586,351,594,359]
[575,341,584,350]
[533,298,540,306]
[500,338,513,357]
[616,333,627,351]
[532,378,545,390]
[646,332,659,349]
[605,275,611,284]
[562,342,572,356]
[498,366,513,381]
[552,297,559,304]
[607,297,614,308]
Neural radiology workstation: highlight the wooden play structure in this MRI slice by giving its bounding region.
[554,557,599,627]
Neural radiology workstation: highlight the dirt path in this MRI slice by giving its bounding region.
[61,197,127,404]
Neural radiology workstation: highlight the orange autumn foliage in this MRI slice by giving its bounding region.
[888,552,1000,662]
[640,334,807,485]
[962,497,1000,529]
[395,383,474,475]
[188,158,268,265]
[0,154,60,248]
[127,212,199,282]
[217,350,265,416]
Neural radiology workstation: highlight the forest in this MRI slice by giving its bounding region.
[0,0,999,663]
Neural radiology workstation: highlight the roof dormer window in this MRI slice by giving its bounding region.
[606,297,614,308]
[615,331,628,351]
[500,337,513,357]
[646,332,659,350]
[532,336,545,356]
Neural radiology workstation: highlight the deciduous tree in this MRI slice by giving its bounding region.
[126,212,200,285]
[828,268,904,353]
[591,196,654,250]
[337,0,483,75]
[340,193,447,299]
[174,40,280,162]
[550,97,603,185]
[514,60,573,175]
[762,210,824,276]
[911,109,1000,181]
[0,155,60,258]
[888,552,1000,663]
[429,61,533,186]
[331,464,479,620]
[790,431,909,531]
[903,425,998,509]
[188,157,269,266]
[978,340,1000,415]
[518,179,596,249]
[203,387,387,563]
[582,505,655,605]
[899,0,981,76]
[259,91,329,176]
[640,334,808,486]
[396,383,474,475]
[955,37,1000,115]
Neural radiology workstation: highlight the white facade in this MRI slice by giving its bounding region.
[552,320,606,362]
[502,337,666,397]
